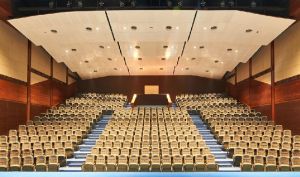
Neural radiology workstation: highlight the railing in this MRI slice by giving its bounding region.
[12,0,290,18]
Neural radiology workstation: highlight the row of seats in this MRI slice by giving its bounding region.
[0,93,127,171]
[176,93,300,171]
[82,107,219,172]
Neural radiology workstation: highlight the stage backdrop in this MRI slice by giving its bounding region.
[78,75,225,101]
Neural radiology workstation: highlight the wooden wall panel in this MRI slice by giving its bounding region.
[31,80,51,106]
[53,60,67,83]
[275,78,300,103]
[252,105,272,120]
[236,79,250,104]
[0,78,27,103]
[226,82,236,98]
[79,76,225,101]
[30,104,49,120]
[276,100,300,135]
[67,82,78,99]
[237,62,249,83]
[52,80,67,106]
[0,100,26,135]
[250,79,271,107]
[252,45,271,75]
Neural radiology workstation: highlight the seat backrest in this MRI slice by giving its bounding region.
[279,156,290,165]
[242,155,251,164]
[292,157,300,166]
[254,156,264,164]
[23,156,34,165]
[266,156,276,165]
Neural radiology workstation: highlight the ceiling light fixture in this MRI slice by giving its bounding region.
[65,50,69,53]
[227,48,233,52]
[203,27,208,30]
[206,70,209,72]
[166,26,172,31]
[163,45,168,49]
[160,68,163,70]
[107,46,110,49]
[107,58,112,61]
[191,58,196,61]
[211,26,218,30]
[138,58,142,61]
[175,26,179,30]
[235,50,239,53]
[185,67,189,70]
[99,45,104,49]
[71,48,77,52]
[245,29,253,33]
[193,46,197,49]
[131,26,137,30]
[85,27,92,31]
[140,67,143,70]
[161,58,166,61]
[114,68,118,70]
[94,70,97,73]
[199,46,205,49]
[214,60,219,63]
[95,27,100,31]
[123,26,127,30]
[50,29,58,33]
[135,46,140,49]
[84,60,89,63]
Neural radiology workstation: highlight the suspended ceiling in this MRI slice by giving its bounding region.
[9,10,295,79]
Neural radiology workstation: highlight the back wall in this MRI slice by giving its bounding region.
[78,75,225,101]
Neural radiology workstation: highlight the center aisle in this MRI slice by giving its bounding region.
[190,114,241,172]
[59,114,112,172]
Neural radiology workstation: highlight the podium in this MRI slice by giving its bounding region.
[132,94,171,106]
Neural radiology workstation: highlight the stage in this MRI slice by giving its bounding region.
[131,94,172,106]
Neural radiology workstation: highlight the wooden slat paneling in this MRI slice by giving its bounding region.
[0,78,27,103]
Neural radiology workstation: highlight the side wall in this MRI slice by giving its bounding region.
[226,21,300,135]
[0,21,78,135]
[78,76,225,101]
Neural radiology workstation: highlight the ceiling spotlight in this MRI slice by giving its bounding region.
[220,0,225,7]
[211,26,218,30]
[227,48,233,52]
[160,68,164,70]
[86,27,92,31]
[161,58,166,61]
[228,0,235,7]
[97,0,105,7]
[95,27,100,31]
[251,0,257,8]
[131,26,137,30]
[199,46,205,49]
[84,60,89,63]
[107,58,112,61]
[203,27,208,30]
[200,0,206,8]
[220,61,224,64]
[166,26,172,31]
[163,45,168,49]
[99,45,104,49]
[66,0,72,8]
[214,60,219,63]
[138,58,142,61]
[50,29,57,33]
[235,50,239,53]
[107,46,110,49]
[77,0,83,8]
[245,29,253,33]
[135,46,140,49]
[123,26,127,30]
[193,46,197,49]
[114,68,118,70]
[65,50,69,53]
[175,26,179,30]
[71,48,77,52]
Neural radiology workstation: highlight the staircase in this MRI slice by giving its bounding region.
[59,114,112,172]
[190,114,241,172]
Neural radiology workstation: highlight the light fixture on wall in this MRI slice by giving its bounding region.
[66,0,72,8]
[77,0,83,8]
[49,0,54,8]
[251,0,257,8]
[98,0,105,8]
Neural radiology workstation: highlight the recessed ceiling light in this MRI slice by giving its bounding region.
[131,26,137,30]
[114,68,118,70]
[160,68,163,70]
[175,26,179,30]
[71,48,77,52]
[140,67,143,70]
[181,68,184,71]
[235,50,239,53]
[107,58,112,61]
[203,27,208,30]
[99,45,104,49]
[211,26,218,30]
[123,26,127,30]
[65,50,69,53]
[135,46,140,49]
[185,67,189,70]
[220,61,224,64]
[227,48,233,52]
[86,27,92,31]
[191,58,196,61]
[166,26,172,30]
[50,29,58,33]
[95,27,100,31]
[193,46,197,49]
[199,46,205,49]
[138,58,142,61]
[214,60,219,63]
[129,46,133,49]
[163,45,168,49]
[245,29,253,33]
[186,58,189,61]
[107,46,110,49]
[94,70,98,72]
[161,58,166,61]
[84,60,89,63]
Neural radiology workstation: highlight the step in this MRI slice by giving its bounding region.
[219,167,241,172]
[216,158,233,163]
[67,162,84,167]
[207,144,223,148]
[67,158,85,163]
[91,130,103,133]
[79,147,92,151]
[59,167,82,172]
[218,163,234,167]
[88,134,100,138]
